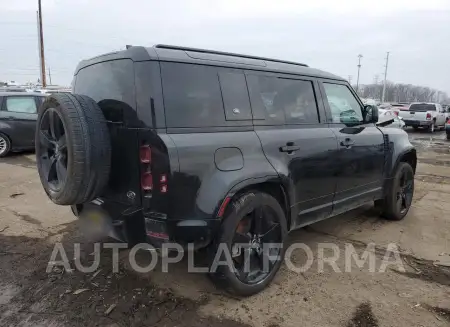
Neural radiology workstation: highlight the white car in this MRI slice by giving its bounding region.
[398,102,446,133]
[378,109,405,129]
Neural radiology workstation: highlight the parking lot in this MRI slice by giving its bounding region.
[1,128,449,327]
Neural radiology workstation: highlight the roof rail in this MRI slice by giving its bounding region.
[154,44,308,67]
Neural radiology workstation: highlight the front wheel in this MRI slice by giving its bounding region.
[209,191,287,296]
[379,162,414,220]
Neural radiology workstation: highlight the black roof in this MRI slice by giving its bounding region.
[75,44,345,82]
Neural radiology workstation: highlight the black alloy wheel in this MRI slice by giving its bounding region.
[378,162,415,221]
[209,191,288,296]
[231,205,283,285]
[37,107,68,192]
[395,166,414,215]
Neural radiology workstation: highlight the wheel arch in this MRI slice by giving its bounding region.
[384,147,417,194]
[397,149,417,174]
[218,177,292,230]
[0,131,12,148]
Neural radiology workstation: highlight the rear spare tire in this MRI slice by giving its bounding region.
[35,93,111,205]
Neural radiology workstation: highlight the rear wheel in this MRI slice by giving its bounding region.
[429,123,435,133]
[209,191,287,296]
[379,162,414,220]
[0,133,11,157]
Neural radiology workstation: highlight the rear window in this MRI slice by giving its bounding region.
[161,63,252,128]
[409,104,436,112]
[74,59,136,109]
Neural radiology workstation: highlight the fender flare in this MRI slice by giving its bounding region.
[391,148,417,175]
[384,147,417,194]
[214,174,292,226]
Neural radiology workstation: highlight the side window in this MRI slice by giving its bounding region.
[247,75,284,124]
[322,83,363,124]
[161,63,225,128]
[5,97,37,114]
[277,79,319,124]
[247,75,319,124]
[218,72,252,121]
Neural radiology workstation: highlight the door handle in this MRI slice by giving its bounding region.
[279,142,301,154]
[340,138,355,148]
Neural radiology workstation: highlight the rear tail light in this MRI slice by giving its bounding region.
[426,113,432,120]
[140,145,152,163]
[140,144,168,195]
[141,172,153,191]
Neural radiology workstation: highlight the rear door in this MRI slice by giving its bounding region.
[0,95,38,148]
[247,72,339,228]
[319,81,385,215]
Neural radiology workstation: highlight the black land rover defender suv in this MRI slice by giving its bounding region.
[35,44,416,296]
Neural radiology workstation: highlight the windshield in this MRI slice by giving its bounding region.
[409,103,436,112]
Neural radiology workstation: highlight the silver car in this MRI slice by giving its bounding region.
[378,109,405,129]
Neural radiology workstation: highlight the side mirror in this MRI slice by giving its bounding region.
[363,105,379,123]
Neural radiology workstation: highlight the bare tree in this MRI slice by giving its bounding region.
[358,81,449,103]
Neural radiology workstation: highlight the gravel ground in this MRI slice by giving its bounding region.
[0,128,449,327]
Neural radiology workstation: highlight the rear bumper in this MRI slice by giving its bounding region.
[71,202,221,250]
[403,120,432,127]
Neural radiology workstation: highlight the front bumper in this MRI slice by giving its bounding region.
[71,202,221,250]
[403,120,432,127]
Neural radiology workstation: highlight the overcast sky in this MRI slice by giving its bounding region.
[1,0,449,94]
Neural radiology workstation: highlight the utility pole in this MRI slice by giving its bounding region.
[48,67,52,85]
[38,0,46,87]
[381,51,390,103]
[356,54,363,94]
[36,11,42,84]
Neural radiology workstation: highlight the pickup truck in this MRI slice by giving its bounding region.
[399,102,446,133]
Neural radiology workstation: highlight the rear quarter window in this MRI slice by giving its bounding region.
[5,96,37,113]
[161,63,252,128]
